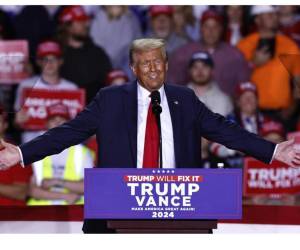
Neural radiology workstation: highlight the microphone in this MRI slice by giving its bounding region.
[150,90,163,169]
[150,90,162,115]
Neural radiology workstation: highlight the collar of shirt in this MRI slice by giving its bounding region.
[137,81,166,106]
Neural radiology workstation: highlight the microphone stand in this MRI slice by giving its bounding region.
[155,113,163,169]
[151,91,163,169]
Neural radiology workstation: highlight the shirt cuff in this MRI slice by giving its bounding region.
[17,146,25,168]
[270,144,279,164]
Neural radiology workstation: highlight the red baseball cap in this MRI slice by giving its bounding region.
[106,70,129,85]
[235,82,258,98]
[59,6,90,24]
[47,103,70,120]
[200,9,223,25]
[149,5,173,17]
[36,40,62,58]
[260,120,285,138]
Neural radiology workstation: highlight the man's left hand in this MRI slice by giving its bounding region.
[274,139,300,167]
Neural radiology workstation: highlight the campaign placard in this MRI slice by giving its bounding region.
[243,157,300,196]
[0,40,29,83]
[84,168,242,220]
[20,88,85,130]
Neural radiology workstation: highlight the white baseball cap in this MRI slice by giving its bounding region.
[251,5,277,16]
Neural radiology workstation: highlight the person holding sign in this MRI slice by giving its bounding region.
[14,40,78,143]
[0,38,300,233]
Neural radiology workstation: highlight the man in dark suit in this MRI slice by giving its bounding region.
[0,38,299,233]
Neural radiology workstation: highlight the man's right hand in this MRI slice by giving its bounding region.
[0,139,22,170]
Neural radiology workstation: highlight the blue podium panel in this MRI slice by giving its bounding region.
[84,168,242,220]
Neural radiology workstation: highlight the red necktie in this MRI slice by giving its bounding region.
[142,103,159,168]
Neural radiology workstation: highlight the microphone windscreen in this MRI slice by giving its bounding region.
[151,90,161,104]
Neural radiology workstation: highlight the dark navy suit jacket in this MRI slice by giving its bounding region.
[20,81,275,167]
[20,81,276,232]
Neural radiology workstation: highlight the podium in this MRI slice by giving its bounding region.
[84,168,242,234]
[106,220,217,233]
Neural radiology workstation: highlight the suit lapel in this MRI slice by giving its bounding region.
[123,82,138,167]
[164,84,182,168]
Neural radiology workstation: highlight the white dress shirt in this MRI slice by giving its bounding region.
[137,82,175,169]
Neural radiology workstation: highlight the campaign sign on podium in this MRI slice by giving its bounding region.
[85,168,242,220]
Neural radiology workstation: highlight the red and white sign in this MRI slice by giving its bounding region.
[20,88,85,130]
[0,40,29,84]
[243,157,300,196]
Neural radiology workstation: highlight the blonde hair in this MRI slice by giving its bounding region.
[129,38,167,65]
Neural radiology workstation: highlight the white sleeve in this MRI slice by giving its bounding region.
[270,144,279,163]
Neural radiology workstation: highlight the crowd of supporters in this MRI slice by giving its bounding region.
[0,5,300,206]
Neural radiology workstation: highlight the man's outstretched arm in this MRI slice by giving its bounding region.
[0,91,104,170]
[194,94,300,167]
